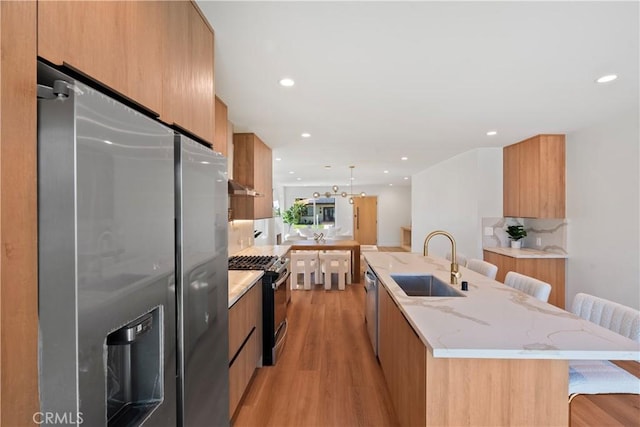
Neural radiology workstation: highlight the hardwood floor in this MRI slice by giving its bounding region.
[232,282,399,427]
[233,248,639,426]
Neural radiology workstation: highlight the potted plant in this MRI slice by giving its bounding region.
[506,224,527,249]
[282,201,306,232]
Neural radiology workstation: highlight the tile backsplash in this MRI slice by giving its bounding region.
[482,217,568,254]
[228,220,254,256]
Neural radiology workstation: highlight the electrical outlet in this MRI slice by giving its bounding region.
[536,237,542,247]
[484,227,494,236]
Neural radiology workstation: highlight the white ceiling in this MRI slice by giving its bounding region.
[198,1,638,189]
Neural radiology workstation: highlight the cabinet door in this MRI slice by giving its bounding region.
[483,251,515,283]
[255,138,273,219]
[163,1,214,144]
[518,137,541,218]
[38,1,164,115]
[378,286,426,426]
[538,135,566,218]
[503,143,520,217]
[214,96,229,156]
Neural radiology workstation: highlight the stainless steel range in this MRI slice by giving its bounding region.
[228,255,290,365]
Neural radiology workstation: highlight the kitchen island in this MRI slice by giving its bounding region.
[364,251,639,426]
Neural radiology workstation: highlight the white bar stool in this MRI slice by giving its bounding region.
[319,251,351,290]
[504,271,551,302]
[290,251,320,290]
[466,258,498,280]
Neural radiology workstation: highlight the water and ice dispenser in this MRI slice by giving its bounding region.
[106,308,163,427]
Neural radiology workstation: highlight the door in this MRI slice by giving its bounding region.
[353,196,377,245]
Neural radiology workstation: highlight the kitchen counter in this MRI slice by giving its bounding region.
[483,246,568,258]
[364,251,638,360]
[228,271,263,308]
[233,245,290,258]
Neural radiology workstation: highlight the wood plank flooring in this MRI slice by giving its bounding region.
[233,247,639,427]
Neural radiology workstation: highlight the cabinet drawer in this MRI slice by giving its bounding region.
[229,327,259,417]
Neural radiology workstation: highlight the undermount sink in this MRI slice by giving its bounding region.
[391,274,466,297]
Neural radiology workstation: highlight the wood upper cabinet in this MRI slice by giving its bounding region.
[38,1,215,143]
[503,134,565,218]
[483,250,566,308]
[231,133,273,220]
[214,96,228,156]
[38,1,165,115]
[162,1,215,144]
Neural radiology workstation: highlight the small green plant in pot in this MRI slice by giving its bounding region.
[506,224,527,249]
[282,201,306,232]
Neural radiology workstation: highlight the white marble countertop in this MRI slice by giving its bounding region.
[483,246,568,259]
[364,252,638,360]
[233,245,290,258]
[228,271,263,308]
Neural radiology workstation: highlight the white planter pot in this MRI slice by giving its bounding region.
[510,240,522,249]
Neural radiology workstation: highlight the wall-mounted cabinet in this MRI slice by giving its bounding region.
[37,1,215,144]
[503,134,565,218]
[214,96,228,156]
[231,133,273,220]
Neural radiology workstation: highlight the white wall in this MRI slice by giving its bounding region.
[411,148,503,259]
[566,108,639,309]
[280,185,411,245]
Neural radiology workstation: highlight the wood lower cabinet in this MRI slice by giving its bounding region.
[483,250,566,308]
[228,283,262,418]
[231,133,273,219]
[503,134,565,218]
[378,282,568,426]
[378,285,427,426]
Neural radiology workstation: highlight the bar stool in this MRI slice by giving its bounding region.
[568,293,640,404]
[319,251,351,290]
[466,258,498,280]
[504,271,551,302]
[290,251,320,290]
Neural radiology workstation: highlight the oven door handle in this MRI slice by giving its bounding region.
[272,269,290,290]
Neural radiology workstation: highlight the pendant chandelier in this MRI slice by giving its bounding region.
[312,165,366,204]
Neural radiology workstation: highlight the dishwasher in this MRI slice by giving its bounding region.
[364,265,379,356]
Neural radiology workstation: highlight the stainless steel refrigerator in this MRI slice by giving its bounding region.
[37,62,229,426]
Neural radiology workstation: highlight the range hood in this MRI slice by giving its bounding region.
[228,179,260,197]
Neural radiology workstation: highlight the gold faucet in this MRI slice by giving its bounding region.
[423,230,461,285]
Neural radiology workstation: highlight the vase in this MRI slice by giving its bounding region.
[510,240,522,249]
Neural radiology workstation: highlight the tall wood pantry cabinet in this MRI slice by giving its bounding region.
[231,133,273,219]
[503,134,565,218]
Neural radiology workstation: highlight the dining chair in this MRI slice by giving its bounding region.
[466,258,498,280]
[503,271,551,302]
[319,251,351,290]
[568,293,640,402]
[290,250,320,290]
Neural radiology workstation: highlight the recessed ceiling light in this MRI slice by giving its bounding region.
[301,133,311,138]
[383,170,389,174]
[403,176,409,180]
[596,74,618,83]
[486,131,497,136]
[289,171,295,174]
[389,183,393,186]
[296,177,302,181]
[200,161,210,165]
[275,158,282,162]
[401,156,408,161]
[279,78,295,87]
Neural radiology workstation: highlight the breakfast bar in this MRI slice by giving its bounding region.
[364,251,639,426]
